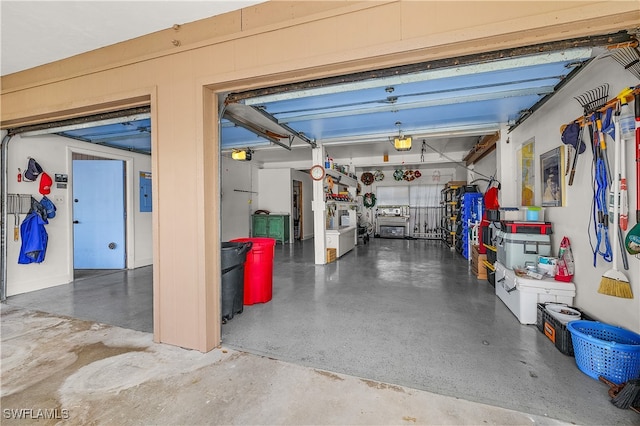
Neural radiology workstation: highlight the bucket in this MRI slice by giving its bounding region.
[523,206,543,221]
[230,237,276,305]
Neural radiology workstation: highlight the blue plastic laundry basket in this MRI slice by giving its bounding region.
[566,320,640,385]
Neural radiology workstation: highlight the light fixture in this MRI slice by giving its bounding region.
[393,121,412,151]
[232,148,252,161]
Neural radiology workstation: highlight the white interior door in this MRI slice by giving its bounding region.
[73,160,125,269]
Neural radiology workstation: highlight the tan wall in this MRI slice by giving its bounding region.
[2,1,638,351]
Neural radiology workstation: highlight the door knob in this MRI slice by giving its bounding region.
[73,220,79,224]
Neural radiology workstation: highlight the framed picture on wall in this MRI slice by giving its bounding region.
[518,139,535,206]
[540,146,565,207]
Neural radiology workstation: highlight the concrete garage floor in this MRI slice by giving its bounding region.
[4,239,639,424]
[2,304,571,426]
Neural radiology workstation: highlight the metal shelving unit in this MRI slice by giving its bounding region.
[440,184,462,249]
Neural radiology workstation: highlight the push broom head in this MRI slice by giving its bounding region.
[598,270,634,299]
[611,379,640,409]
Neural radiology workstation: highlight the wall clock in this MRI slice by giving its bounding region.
[309,165,325,181]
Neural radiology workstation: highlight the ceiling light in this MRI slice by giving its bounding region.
[394,136,412,151]
[232,149,252,161]
[392,121,411,151]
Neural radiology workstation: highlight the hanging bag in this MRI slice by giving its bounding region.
[555,236,575,282]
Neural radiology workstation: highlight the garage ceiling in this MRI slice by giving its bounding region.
[219,46,596,166]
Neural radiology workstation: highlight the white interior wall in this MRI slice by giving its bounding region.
[468,151,498,194]
[221,164,313,242]
[256,168,293,242]
[5,133,153,296]
[354,165,459,229]
[257,168,292,215]
[220,156,257,241]
[502,57,640,332]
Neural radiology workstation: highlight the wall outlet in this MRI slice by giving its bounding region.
[54,196,64,203]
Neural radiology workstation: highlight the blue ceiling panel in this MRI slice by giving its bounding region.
[52,49,594,158]
[57,118,152,153]
[253,59,575,116]
[283,94,543,141]
[221,122,272,149]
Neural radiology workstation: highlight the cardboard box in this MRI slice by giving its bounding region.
[471,245,487,278]
[446,180,467,188]
[326,248,337,263]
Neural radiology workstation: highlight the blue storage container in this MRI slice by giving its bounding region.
[567,320,640,384]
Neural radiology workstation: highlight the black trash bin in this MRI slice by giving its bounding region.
[221,241,252,323]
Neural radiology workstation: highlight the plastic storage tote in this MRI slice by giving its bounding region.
[221,241,252,323]
[231,237,276,305]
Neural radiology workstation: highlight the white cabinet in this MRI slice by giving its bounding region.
[324,168,357,258]
[326,226,357,257]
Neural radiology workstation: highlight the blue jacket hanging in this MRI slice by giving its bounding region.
[18,211,48,264]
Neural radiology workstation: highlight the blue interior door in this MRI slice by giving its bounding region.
[73,160,125,269]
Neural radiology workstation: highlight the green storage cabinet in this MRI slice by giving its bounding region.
[252,214,290,244]
[252,215,269,237]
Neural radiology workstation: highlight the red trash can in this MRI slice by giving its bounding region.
[230,237,276,305]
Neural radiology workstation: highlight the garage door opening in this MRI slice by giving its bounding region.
[1,106,155,333]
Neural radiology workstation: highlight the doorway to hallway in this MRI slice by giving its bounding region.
[292,180,302,240]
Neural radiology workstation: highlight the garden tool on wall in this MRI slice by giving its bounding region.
[609,42,640,80]
[598,102,632,299]
[625,92,640,255]
[8,195,19,241]
[575,85,611,265]
[561,121,586,186]
[592,115,613,266]
[618,93,631,232]
[602,104,630,270]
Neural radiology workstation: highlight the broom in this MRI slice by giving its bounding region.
[598,104,633,298]
[611,379,640,410]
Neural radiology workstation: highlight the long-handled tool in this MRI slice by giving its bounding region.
[602,106,630,270]
[575,86,612,265]
[619,119,629,232]
[598,103,633,299]
[625,92,640,255]
[568,123,585,186]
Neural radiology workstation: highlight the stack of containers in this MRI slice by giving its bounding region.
[460,192,483,259]
[494,207,577,324]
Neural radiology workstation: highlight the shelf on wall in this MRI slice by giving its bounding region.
[326,201,357,208]
[325,168,357,187]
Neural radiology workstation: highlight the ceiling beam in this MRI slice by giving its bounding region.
[226,32,632,103]
[464,132,500,165]
[8,107,150,136]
